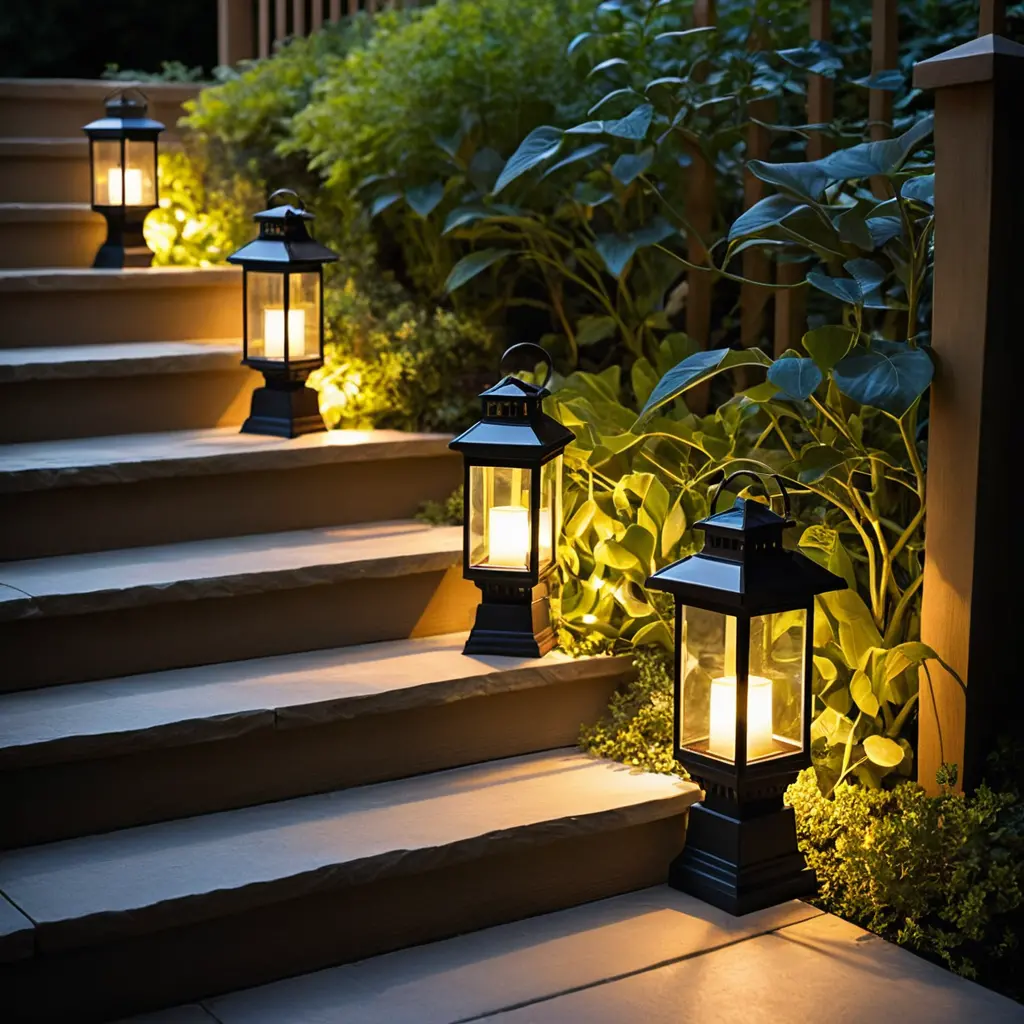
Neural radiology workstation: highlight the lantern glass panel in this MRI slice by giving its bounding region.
[246,271,285,361]
[746,609,806,762]
[680,606,741,762]
[92,140,123,206]
[539,456,561,572]
[124,139,157,206]
[468,465,532,571]
[288,271,321,359]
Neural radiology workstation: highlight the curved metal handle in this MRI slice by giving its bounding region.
[500,342,553,390]
[710,471,791,519]
[268,188,305,210]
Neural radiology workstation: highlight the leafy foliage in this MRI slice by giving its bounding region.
[416,484,465,526]
[788,757,1024,1002]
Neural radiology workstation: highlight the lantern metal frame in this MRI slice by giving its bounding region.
[449,344,574,658]
[82,89,164,269]
[227,189,338,438]
[647,471,847,915]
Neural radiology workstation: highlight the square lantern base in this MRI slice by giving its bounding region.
[669,799,816,915]
[463,578,555,659]
[92,215,153,269]
[242,380,325,438]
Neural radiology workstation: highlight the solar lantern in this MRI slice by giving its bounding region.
[647,471,847,915]
[227,189,338,437]
[83,89,164,268]
[449,343,574,657]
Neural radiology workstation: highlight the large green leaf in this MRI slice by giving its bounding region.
[863,734,906,768]
[794,443,846,484]
[746,160,830,201]
[493,126,563,194]
[767,356,822,400]
[853,69,904,90]
[778,40,843,77]
[603,104,654,141]
[901,174,934,207]
[728,194,807,240]
[444,248,512,292]
[653,26,717,43]
[594,217,675,277]
[637,347,771,421]
[817,115,933,181]
[807,269,862,305]
[850,670,880,717]
[575,315,618,348]
[832,340,933,417]
[405,182,445,218]
[612,148,654,185]
[803,326,854,371]
[542,142,607,179]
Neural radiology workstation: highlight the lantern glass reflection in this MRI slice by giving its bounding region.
[245,271,321,362]
[91,139,156,207]
[679,605,806,766]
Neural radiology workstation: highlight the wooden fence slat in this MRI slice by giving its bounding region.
[774,0,834,353]
[293,0,306,35]
[329,0,341,20]
[743,101,774,352]
[981,0,1007,34]
[276,0,288,44]
[870,0,899,141]
[312,0,324,31]
[217,0,254,66]
[258,0,271,57]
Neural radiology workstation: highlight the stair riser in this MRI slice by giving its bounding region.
[0,367,256,445]
[0,216,106,268]
[0,816,684,1022]
[3,453,462,560]
[1,672,628,847]
[1,566,477,690]
[0,153,91,204]
[0,87,197,140]
[0,281,241,347]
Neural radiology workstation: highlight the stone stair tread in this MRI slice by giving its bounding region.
[187,886,818,1024]
[0,201,95,220]
[0,633,627,768]
[0,425,452,493]
[0,136,86,153]
[0,266,240,292]
[0,750,699,952]
[0,340,241,382]
[0,520,463,621]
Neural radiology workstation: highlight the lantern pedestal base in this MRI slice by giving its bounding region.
[242,380,325,438]
[463,579,555,659]
[92,212,154,269]
[669,798,815,916]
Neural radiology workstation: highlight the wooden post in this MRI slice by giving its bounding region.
[276,0,288,45]
[258,0,271,58]
[218,0,255,66]
[774,0,833,353]
[980,0,1007,35]
[743,102,774,353]
[293,0,306,36]
[915,30,1024,792]
[870,0,898,141]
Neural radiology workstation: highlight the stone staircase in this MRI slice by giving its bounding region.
[0,81,700,1022]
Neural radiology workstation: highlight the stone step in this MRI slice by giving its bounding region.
[149,889,1024,1024]
[0,78,199,140]
[0,341,256,444]
[0,202,105,267]
[0,521,474,690]
[0,751,699,1022]
[0,427,461,559]
[0,137,90,204]
[0,267,241,348]
[190,887,818,1024]
[0,633,631,846]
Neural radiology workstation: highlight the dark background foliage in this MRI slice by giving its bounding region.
[0,0,216,79]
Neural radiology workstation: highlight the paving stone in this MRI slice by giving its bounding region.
[0,751,699,953]
[204,886,819,1024]
[0,426,453,493]
[0,633,627,767]
[0,520,463,621]
[480,911,1024,1023]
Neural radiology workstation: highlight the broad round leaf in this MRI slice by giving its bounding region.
[767,356,822,400]
[444,248,512,293]
[405,182,445,218]
[603,104,654,141]
[807,269,863,305]
[594,217,675,277]
[729,194,807,240]
[901,174,934,207]
[863,734,906,768]
[832,340,934,417]
[850,670,880,717]
[492,126,563,194]
[803,326,855,371]
[612,148,654,185]
[746,160,830,201]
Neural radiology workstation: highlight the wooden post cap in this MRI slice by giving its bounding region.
[914,34,1024,90]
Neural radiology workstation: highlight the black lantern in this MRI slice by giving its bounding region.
[647,471,847,915]
[83,89,164,268]
[227,189,338,437]
[449,344,574,658]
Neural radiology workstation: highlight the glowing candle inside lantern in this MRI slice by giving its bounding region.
[708,674,774,761]
[262,307,306,359]
[488,505,529,568]
[538,507,553,563]
[108,168,143,206]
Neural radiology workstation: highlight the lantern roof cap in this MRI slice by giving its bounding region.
[254,203,315,224]
[82,89,165,134]
[697,496,790,533]
[479,374,549,400]
[227,189,337,269]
